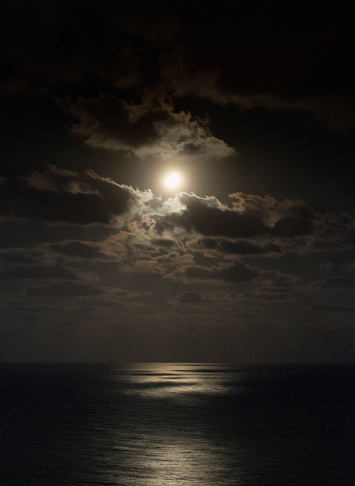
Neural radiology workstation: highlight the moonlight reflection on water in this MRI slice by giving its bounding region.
[0,363,354,485]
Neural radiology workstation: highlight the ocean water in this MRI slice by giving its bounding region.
[0,363,354,486]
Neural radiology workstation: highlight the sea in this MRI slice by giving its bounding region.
[0,363,354,486]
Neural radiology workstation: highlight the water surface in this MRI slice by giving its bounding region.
[0,363,354,485]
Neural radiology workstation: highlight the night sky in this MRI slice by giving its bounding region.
[1,0,354,363]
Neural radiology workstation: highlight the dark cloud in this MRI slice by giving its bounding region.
[310,302,355,313]
[26,281,102,297]
[49,240,108,260]
[0,248,40,264]
[0,0,144,92]
[151,238,176,249]
[178,291,202,303]
[62,93,234,159]
[157,194,268,238]
[0,263,77,280]
[62,94,161,151]
[155,193,320,240]
[318,277,355,289]
[164,1,355,129]
[255,271,301,300]
[185,261,258,283]
[0,166,136,224]
[2,1,354,130]
[272,214,314,238]
[196,237,281,255]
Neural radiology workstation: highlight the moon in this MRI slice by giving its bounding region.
[162,171,183,191]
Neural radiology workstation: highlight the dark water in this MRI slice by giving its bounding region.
[0,363,354,486]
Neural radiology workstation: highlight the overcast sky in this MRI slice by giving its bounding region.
[1,0,354,363]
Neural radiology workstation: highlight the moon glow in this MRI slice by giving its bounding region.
[163,171,183,190]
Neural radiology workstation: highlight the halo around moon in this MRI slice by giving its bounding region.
[162,171,183,191]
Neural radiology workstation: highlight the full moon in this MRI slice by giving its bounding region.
[162,171,183,190]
